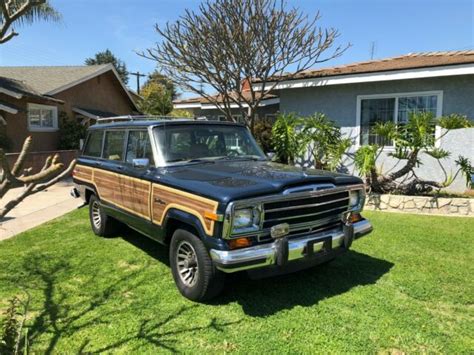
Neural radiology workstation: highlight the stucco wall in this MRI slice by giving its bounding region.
[279,74,474,192]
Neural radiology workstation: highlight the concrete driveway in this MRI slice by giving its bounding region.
[0,180,82,241]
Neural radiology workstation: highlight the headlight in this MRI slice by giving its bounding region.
[349,190,360,208]
[232,207,261,234]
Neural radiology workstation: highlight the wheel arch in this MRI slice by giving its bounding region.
[163,208,209,244]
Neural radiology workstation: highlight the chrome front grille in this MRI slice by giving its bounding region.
[223,184,364,240]
[262,191,350,229]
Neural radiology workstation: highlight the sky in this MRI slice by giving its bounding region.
[0,0,473,97]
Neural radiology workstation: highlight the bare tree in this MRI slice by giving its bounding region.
[0,137,76,218]
[141,0,347,131]
[0,0,61,44]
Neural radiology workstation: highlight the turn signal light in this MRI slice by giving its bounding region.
[350,213,362,223]
[228,237,252,250]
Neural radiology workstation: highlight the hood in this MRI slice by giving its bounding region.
[156,160,362,204]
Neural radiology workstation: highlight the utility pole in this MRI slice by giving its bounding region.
[129,71,147,94]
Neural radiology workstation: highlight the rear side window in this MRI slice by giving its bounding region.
[83,131,103,157]
[103,131,126,161]
[126,130,154,165]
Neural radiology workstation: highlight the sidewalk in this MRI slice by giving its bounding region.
[0,180,82,241]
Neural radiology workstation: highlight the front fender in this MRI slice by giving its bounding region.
[163,208,227,250]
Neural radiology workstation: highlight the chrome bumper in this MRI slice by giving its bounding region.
[210,219,373,273]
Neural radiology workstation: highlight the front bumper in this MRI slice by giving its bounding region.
[210,219,372,273]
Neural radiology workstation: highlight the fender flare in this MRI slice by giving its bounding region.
[163,208,208,239]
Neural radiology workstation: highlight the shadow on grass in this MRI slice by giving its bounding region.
[3,251,240,354]
[218,250,393,317]
[121,228,393,318]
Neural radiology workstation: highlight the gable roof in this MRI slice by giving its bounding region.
[0,76,63,103]
[280,50,474,81]
[0,64,138,110]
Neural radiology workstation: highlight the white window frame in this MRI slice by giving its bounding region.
[355,90,443,149]
[27,103,58,132]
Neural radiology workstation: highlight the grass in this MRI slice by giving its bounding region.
[0,209,472,353]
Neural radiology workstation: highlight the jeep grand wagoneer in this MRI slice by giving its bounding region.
[72,117,372,301]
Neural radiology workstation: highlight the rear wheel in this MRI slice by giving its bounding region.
[170,229,225,301]
[89,194,118,237]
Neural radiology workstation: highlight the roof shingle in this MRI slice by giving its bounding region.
[270,50,474,82]
[0,65,111,94]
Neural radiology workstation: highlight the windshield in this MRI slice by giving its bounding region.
[154,124,266,165]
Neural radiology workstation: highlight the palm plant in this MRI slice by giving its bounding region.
[0,0,61,44]
[271,113,305,165]
[300,113,352,171]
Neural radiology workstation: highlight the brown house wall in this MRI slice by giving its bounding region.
[1,95,63,152]
[1,70,136,153]
[53,71,136,118]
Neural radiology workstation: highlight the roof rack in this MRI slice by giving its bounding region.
[95,115,192,124]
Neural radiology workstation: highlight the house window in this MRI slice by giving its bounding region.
[359,91,442,146]
[27,103,58,131]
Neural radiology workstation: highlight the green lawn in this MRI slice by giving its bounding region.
[0,209,472,353]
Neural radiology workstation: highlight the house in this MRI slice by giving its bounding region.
[173,90,280,122]
[254,50,474,192]
[0,64,138,152]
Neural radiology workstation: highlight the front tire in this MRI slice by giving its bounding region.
[89,194,118,237]
[169,229,225,301]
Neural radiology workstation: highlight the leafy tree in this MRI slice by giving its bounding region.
[168,109,193,118]
[253,119,274,153]
[85,49,129,85]
[141,0,347,131]
[300,113,352,171]
[354,112,473,195]
[272,113,305,165]
[138,81,173,115]
[0,0,61,44]
[147,70,178,100]
[58,112,86,150]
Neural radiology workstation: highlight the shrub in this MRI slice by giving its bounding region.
[253,119,273,153]
[0,125,12,151]
[58,112,86,150]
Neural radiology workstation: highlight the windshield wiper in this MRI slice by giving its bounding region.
[215,155,264,161]
[166,158,216,165]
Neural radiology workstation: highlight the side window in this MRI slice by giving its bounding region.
[126,131,154,165]
[83,131,103,157]
[103,131,125,161]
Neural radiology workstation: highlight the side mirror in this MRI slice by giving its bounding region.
[266,152,275,160]
[132,158,150,168]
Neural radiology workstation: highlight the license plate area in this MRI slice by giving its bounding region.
[304,236,332,257]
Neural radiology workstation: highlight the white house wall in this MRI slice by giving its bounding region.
[281,74,474,193]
